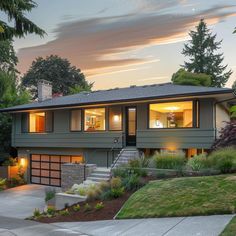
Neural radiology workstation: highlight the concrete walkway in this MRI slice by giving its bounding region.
[53,215,234,236]
[0,215,233,236]
[0,184,49,219]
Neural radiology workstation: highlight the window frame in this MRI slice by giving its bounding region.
[108,106,123,131]
[83,107,107,132]
[148,99,199,129]
[70,109,82,132]
[21,111,54,133]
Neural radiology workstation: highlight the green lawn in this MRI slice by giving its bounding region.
[116,174,236,219]
[220,216,236,236]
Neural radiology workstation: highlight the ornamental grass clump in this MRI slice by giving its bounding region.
[153,151,186,170]
[187,153,210,171]
[208,147,236,173]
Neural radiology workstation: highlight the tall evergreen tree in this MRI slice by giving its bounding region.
[182,19,232,87]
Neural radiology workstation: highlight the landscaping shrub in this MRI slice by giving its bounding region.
[208,147,236,173]
[33,208,41,218]
[59,209,70,216]
[212,121,236,149]
[113,167,128,178]
[95,202,104,210]
[74,187,87,196]
[187,153,210,171]
[0,178,6,190]
[73,204,80,212]
[100,189,112,200]
[110,186,125,198]
[47,206,56,216]
[84,203,92,212]
[122,174,143,191]
[153,151,186,170]
[98,181,110,191]
[45,188,56,202]
[110,177,122,189]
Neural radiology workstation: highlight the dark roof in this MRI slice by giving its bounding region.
[1,83,233,112]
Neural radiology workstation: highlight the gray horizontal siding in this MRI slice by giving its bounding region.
[14,132,123,149]
[137,129,215,149]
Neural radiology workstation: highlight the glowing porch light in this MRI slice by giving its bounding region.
[20,157,26,167]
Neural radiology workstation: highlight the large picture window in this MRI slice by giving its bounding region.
[70,110,82,131]
[84,108,106,131]
[109,107,122,131]
[149,101,194,128]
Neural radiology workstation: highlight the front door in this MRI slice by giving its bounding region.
[126,107,136,146]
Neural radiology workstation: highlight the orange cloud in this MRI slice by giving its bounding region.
[17,4,236,78]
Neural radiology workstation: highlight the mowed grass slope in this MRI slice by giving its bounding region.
[220,216,236,236]
[116,175,236,219]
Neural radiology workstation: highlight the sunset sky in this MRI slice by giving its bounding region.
[13,0,236,90]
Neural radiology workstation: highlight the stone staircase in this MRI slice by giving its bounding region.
[84,147,140,184]
[85,167,111,184]
[112,146,140,169]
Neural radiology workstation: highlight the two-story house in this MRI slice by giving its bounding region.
[1,80,233,186]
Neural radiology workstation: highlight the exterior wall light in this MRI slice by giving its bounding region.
[113,115,120,122]
[20,157,26,167]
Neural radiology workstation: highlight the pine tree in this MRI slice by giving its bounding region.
[182,19,232,87]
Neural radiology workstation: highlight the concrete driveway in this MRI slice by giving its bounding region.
[0,184,48,219]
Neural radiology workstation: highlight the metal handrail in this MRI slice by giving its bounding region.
[110,148,125,170]
[110,132,124,169]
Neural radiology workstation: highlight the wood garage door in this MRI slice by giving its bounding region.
[30,154,83,187]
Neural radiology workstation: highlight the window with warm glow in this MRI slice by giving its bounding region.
[70,110,82,131]
[84,108,106,131]
[109,107,122,131]
[29,112,46,132]
[149,101,193,128]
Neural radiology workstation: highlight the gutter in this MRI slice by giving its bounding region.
[0,89,233,113]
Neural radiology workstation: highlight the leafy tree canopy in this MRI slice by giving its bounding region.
[69,83,94,95]
[182,19,232,88]
[22,55,93,97]
[0,39,18,74]
[0,0,45,40]
[0,71,30,156]
[171,68,211,86]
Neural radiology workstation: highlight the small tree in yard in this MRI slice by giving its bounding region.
[212,121,236,150]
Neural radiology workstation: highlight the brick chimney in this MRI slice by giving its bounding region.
[38,80,52,102]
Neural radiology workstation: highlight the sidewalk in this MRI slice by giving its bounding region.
[0,214,233,236]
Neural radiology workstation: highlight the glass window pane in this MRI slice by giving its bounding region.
[41,178,49,185]
[71,110,81,131]
[31,155,40,161]
[128,108,136,135]
[61,156,71,163]
[50,179,60,186]
[29,112,45,133]
[41,162,49,169]
[31,169,40,176]
[50,156,60,162]
[71,156,83,163]
[31,162,40,168]
[149,101,193,128]
[84,108,106,131]
[109,107,122,130]
[51,171,60,178]
[41,155,49,162]
[51,163,60,170]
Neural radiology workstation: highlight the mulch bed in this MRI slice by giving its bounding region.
[37,191,133,223]
[35,176,155,223]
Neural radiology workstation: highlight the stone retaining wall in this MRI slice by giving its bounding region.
[61,163,96,191]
